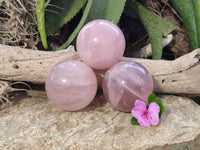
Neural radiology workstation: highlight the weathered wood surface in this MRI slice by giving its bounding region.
[0,44,200,95]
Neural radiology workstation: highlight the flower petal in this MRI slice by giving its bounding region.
[148,102,160,114]
[148,112,159,126]
[137,116,151,127]
[147,102,160,126]
[131,100,147,120]
[132,100,146,111]
[131,100,151,127]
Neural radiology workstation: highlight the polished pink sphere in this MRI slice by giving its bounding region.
[45,60,97,111]
[102,61,153,112]
[76,20,125,69]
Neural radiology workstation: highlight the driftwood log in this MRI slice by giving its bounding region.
[0,44,200,95]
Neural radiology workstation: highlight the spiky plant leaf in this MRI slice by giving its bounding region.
[86,0,126,24]
[36,0,48,49]
[192,0,200,47]
[125,0,175,59]
[57,0,93,50]
[56,0,126,50]
[170,0,198,50]
[45,0,87,36]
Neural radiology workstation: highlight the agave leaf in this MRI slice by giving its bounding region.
[36,0,48,49]
[45,0,87,36]
[86,0,126,24]
[57,0,126,50]
[125,0,175,59]
[170,0,198,50]
[45,0,51,7]
[192,0,200,48]
[57,0,93,50]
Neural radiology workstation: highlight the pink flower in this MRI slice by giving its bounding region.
[131,100,160,127]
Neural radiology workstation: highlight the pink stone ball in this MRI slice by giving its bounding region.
[102,61,153,112]
[76,19,126,69]
[45,60,97,111]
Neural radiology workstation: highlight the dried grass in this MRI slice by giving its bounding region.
[0,80,31,104]
[0,0,38,49]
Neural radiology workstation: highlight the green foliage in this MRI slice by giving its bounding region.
[148,93,165,118]
[130,93,165,126]
[170,0,199,50]
[56,0,126,50]
[57,0,93,50]
[125,0,175,59]
[36,0,48,49]
[192,0,200,48]
[130,117,139,125]
[45,0,87,36]
[86,0,126,24]
[45,0,51,7]
[36,0,175,56]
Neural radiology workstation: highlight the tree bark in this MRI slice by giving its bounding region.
[0,44,200,95]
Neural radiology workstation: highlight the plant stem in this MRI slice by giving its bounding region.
[56,0,93,50]
[36,0,48,49]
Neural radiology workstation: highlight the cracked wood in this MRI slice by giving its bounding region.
[0,44,199,95]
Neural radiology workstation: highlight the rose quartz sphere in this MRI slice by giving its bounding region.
[45,60,97,111]
[102,61,153,112]
[76,19,125,69]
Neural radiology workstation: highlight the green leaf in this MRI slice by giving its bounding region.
[36,0,48,49]
[57,0,93,50]
[148,93,165,118]
[130,117,139,125]
[125,0,175,59]
[192,0,200,48]
[45,0,51,7]
[45,0,87,36]
[0,0,3,6]
[170,0,198,50]
[56,0,126,50]
[86,0,126,24]
[147,93,156,105]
